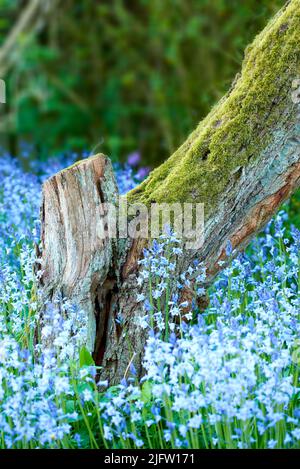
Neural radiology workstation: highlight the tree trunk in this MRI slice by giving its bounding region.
[39,0,300,384]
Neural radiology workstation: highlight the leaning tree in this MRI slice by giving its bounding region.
[39,0,300,383]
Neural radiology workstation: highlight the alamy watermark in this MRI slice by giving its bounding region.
[97,198,204,250]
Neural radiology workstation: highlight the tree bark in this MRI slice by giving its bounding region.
[39,0,300,384]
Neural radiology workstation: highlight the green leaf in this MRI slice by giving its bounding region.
[79,346,95,367]
[141,381,152,403]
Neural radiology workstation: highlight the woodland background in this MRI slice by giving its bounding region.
[0,0,284,166]
[1,1,300,449]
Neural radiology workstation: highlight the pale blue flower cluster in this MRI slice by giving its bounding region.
[0,201,86,448]
[0,150,141,448]
[98,213,300,449]
[0,335,77,448]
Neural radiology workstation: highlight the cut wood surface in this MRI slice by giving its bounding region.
[40,0,300,383]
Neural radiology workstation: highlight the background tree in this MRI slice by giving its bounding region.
[40,0,300,383]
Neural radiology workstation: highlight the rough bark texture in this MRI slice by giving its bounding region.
[40,0,300,384]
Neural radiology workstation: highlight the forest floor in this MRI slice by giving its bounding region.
[0,149,299,449]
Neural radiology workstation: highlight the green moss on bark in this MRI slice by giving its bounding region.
[127,0,300,217]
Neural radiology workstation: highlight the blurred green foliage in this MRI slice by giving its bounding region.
[0,0,285,165]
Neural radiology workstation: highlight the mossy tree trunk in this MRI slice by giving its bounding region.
[0,0,59,77]
[39,0,300,384]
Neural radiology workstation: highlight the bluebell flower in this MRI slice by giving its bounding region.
[225,240,233,257]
